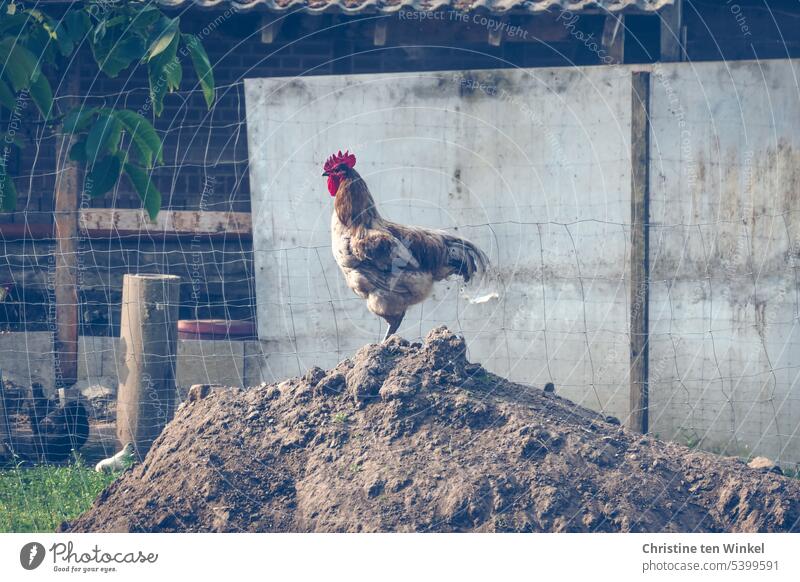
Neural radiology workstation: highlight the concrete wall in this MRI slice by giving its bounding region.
[647,59,800,464]
[245,67,634,421]
[246,59,800,466]
[0,333,266,397]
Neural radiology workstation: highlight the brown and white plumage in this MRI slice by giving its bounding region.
[324,151,488,341]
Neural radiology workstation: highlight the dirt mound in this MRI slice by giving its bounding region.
[63,327,800,533]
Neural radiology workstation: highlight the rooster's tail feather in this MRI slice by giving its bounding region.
[442,235,488,283]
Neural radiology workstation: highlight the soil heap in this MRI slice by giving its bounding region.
[63,327,800,532]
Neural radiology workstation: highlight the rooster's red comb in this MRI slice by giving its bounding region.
[323,150,356,173]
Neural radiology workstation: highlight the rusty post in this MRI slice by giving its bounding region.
[54,70,82,388]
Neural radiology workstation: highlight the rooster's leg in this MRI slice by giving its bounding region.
[382,314,404,342]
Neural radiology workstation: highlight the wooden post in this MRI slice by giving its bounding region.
[660,0,684,62]
[117,274,180,457]
[602,15,625,64]
[54,71,82,388]
[629,72,651,434]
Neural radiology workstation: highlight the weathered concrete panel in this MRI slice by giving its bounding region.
[78,336,108,379]
[176,339,246,389]
[246,60,800,466]
[245,67,633,420]
[648,59,800,465]
[0,332,55,390]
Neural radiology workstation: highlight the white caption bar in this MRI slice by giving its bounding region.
[1,533,798,581]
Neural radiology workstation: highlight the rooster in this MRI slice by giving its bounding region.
[323,150,488,341]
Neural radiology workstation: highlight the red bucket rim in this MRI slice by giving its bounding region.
[177,319,256,338]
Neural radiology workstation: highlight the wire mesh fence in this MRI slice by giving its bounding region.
[1,79,258,471]
[244,61,800,470]
[1,59,799,488]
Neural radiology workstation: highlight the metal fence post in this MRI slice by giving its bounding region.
[630,71,651,434]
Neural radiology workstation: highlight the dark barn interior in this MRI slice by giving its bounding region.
[1,0,798,338]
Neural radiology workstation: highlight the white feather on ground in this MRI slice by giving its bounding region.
[95,442,135,473]
[464,291,500,304]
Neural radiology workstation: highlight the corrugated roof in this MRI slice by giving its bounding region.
[155,0,674,15]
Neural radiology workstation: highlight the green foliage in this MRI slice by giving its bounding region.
[86,154,122,197]
[681,430,701,450]
[29,72,54,118]
[147,16,179,62]
[0,456,119,533]
[65,107,165,202]
[85,112,123,160]
[182,33,215,109]
[62,106,97,133]
[0,0,217,216]
[0,159,17,212]
[53,11,86,57]
[91,30,145,78]
[148,32,181,116]
[113,109,163,168]
[0,37,40,92]
[124,162,161,221]
[0,78,15,110]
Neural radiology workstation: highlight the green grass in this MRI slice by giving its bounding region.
[675,432,800,479]
[332,412,349,425]
[0,456,119,532]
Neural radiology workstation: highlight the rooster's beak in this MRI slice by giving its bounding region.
[322,172,329,177]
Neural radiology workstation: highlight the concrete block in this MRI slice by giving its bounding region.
[0,331,55,395]
[78,336,105,379]
[177,339,245,390]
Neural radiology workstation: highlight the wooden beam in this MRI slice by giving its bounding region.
[388,14,571,45]
[0,223,54,240]
[79,209,252,238]
[602,14,625,64]
[0,210,253,240]
[54,73,82,389]
[629,71,651,434]
[660,0,684,62]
